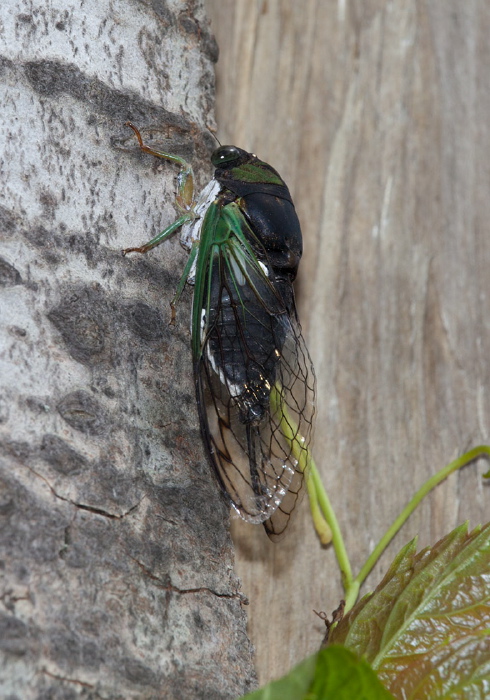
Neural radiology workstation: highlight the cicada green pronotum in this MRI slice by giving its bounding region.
[123,123,315,540]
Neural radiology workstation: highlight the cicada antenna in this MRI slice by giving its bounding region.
[208,128,222,147]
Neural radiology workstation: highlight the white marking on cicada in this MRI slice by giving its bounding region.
[272,465,295,507]
[258,260,269,277]
[200,308,243,398]
[181,178,221,285]
[230,255,246,286]
[229,460,296,524]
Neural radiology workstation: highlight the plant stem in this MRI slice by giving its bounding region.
[354,445,490,592]
[310,445,490,613]
[271,385,490,613]
[306,470,333,545]
[309,460,354,592]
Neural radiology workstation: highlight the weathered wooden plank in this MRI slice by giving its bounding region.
[206,0,490,685]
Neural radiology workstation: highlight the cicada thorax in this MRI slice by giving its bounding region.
[214,154,303,281]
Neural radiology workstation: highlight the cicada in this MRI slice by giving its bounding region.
[123,123,315,540]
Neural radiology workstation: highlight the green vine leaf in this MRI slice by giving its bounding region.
[241,652,317,699]
[329,522,490,698]
[307,646,395,699]
[241,646,394,699]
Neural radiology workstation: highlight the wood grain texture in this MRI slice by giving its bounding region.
[206,0,490,685]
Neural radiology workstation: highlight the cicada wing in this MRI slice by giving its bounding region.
[261,321,316,541]
[194,207,315,539]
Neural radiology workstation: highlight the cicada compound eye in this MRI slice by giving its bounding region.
[211,145,246,168]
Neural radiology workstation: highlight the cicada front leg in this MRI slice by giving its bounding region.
[122,122,196,256]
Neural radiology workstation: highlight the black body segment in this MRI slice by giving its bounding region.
[241,193,303,280]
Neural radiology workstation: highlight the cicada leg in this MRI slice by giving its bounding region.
[169,240,199,324]
[122,122,199,323]
[122,122,197,256]
[125,121,195,210]
[122,213,193,256]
